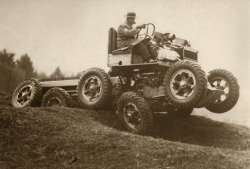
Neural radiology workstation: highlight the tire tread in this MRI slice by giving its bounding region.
[77,68,112,109]
[118,92,153,135]
[205,69,239,113]
[41,87,72,107]
[163,61,207,109]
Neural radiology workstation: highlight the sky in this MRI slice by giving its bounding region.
[0,0,250,126]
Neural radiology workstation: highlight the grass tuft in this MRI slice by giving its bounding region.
[0,105,250,169]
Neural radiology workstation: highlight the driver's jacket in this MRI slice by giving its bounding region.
[117,22,141,48]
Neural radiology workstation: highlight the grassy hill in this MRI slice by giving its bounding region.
[0,105,250,169]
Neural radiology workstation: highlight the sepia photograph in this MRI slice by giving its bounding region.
[0,0,249,168]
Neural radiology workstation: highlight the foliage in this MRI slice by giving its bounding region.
[50,66,64,78]
[36,72,48,79]
[75,71,83,78]
[0,49,26,93]
[16,54,35,78]
[0,49,49,93]
[0,49,15,67]
[0,48,79,93]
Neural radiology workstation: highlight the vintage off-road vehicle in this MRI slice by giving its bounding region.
[11,24,239,134]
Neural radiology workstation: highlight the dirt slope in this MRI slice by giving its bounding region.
[0,105,250,169]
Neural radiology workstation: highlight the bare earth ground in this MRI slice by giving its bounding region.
[0,104,250,169]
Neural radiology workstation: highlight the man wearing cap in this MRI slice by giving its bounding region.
[117,12,157,62]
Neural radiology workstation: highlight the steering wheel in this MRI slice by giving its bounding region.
[136,23,155,40]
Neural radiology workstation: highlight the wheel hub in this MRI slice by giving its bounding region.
[123,103,141,129]
[170,69,196,100]
[211,77,229,103]
[47,97,62,106]
[16,85,33,105]
[180,80,187,88]
[82,76,102,102]
[89,85,95,91]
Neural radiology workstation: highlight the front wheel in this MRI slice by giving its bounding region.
[205,69,239,113]
[118,92,153,135]
[163,61,207,109]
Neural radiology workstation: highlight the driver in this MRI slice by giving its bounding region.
[117,12,157,62]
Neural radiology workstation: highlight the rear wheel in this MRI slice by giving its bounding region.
[205,69,239,113]
[41,87,72,107]
[118,92,153,135]
[77,68,112,109]
[163,61,207,109]
[11,78,41,108]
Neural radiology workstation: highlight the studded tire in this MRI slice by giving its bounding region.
[11,78,42,108]
[77,68,112,109]
[118,92,153,135]
[163,61,207,109]
[205,69,239,113]
[41,87,72,107]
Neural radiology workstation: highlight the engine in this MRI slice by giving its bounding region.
[152,31,198,62]
[132,72,165,98]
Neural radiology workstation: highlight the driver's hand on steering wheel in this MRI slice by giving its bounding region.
[136,24,146,29]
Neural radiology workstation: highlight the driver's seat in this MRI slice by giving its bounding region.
[108,28,131,55]
[108,28,144,66]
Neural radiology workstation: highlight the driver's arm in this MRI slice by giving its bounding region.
[117,24,139,37]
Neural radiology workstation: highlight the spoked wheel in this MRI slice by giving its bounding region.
[118,92,153,135]
[77,68,112,109]
[211,77,228,102]
[17,85,33,104]
[11,78,41,107]
[123,102,142,129]
[82,75,102,103]
[163,61,207,109]
[170,69,196,100]
[205,69,239,113]
[41,87,72,107]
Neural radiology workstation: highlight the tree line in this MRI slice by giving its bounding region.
[0,49,78,94]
